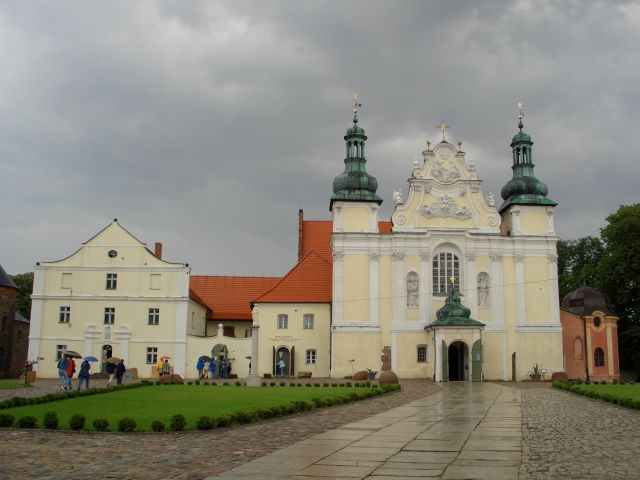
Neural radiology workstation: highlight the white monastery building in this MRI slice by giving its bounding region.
[29,105,565,382]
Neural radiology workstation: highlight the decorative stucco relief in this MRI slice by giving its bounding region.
[431,159,461,184]
[421,195,472,220]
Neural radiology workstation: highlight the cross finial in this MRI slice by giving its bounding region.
[516,101,524,131]
[439,121,449,141]
[449,273,456,285]
[353,93,362,122]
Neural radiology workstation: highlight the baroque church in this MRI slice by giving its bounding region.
[29,104,587,382]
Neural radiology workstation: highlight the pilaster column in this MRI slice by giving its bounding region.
[548,254,560,325]
[511,208,521,235]
[370,204,379,232]
[546,207,556,235]
[419,253,431,325]
[515,255,526,325]
[490,254,504,325]
[332,251,344,325]
[247,325,261,387]
[391,252,405,328]
[466,254,478,319]
[369,253,379,325]
[333,205,343,232]
[434,330,444,382]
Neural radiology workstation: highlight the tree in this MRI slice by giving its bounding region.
[598,204,640,374]
[9,272,33,319]
[556,236,604,300]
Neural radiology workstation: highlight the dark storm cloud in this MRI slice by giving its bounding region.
[1,0,638,276]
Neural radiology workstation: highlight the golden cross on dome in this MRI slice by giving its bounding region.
[449,274,456,286]
[516,101,524,130]
[439,121,449,141]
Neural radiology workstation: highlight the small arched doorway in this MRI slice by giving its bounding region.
[101,345,112,373]
[273,346,293,376]
[448,341,469,381]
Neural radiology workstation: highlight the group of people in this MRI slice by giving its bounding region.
[196,357,230,380]
[156,358,172,377]
[56,355,126,390]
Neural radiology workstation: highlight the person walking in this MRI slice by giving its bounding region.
[115,359,126,385]
[162,359,171,377]
[277,359,286,377]
[209,359,216,380]
[57,355,69,391]
[66,356,76,390]
[77,359,91,391]
[196,357,205,379]
[219,359,227,379]
[106,360,116,386]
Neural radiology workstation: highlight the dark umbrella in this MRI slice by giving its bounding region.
[198,355,211,363]
[83,356,99,362]
[64,351,82,359]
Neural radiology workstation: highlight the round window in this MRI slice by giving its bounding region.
[108,250,118,258]
[593,316,602,327]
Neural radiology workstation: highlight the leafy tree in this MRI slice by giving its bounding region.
[9,272,33,318]
[598,204,640,374]
[556,236,604,299]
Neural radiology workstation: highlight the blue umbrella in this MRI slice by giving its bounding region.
[84,356,99,362]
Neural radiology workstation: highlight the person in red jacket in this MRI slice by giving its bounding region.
[65,356,76,390]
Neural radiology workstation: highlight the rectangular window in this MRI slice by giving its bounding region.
[417,345,427,363]
[61,273,72,289]
[106,273,117,290]
[303,314,314,330]
[305,349,317,365]
[277,314,288,329]
[148,308,160,325]
[223,326,235,337]
[146,347,158,364]
[104,307,115,325]
[150,273,161,290]
[56,345,67,361]
[59,306,71,323]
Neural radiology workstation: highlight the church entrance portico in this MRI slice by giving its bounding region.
[448,340,469,381]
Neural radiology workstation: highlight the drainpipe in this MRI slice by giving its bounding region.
[583,317,590,382]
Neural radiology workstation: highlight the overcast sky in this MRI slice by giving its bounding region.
[1,0,639,276]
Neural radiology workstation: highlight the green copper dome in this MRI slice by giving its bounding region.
[499,120,557,213]
[330,112,382,209]
[429,287,485,328]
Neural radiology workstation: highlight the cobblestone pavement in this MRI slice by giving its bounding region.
[519,384,640,480]
[0,380,439,480]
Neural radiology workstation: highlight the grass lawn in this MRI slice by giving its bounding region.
[577,384,640,400]
[2,384,380,431]
[0,380,28,389]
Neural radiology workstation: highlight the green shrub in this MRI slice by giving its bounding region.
[261,382,267,387]
[305,383,312,387]
[313,383,320,387]
[93,418,109,431]
[196,416,215,430]
[0,413,15,427]
[69,414,86,431]
[187,381,193,385]
[151,420,166,432]
[345,382,352,387]
[170,414,187,431]
[281,382,287,387]
[223,382,230,386]
[155,380,161,385]
[16,416,37,428]
[43,411,59,430]
[331,384,338,387]
[235,410,257,423]
[117,417,136,432]
[235,381,242,386]
[297,383,303,387]
[215,414,235,427]
[270,382,276,387]
[195,379,200,385]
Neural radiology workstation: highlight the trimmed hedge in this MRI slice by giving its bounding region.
[16,415,37,428]
[92,418,109,431]
[43,411,59,429]
[170,414,187,431]
[69,414,86,430]
[0,413,15,427]
[118,417,137,432]
[553,380,640,411]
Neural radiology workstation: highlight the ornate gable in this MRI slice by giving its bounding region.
[391,140,501,232]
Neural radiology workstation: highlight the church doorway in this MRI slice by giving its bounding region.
[273,346,294,376]
[448,341,469,381]
[101,345,112,373]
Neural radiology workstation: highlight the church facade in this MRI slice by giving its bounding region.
[28,106,567,382]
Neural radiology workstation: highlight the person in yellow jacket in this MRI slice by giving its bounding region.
[157,358,165,377]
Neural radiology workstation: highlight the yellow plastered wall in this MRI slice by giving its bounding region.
[481,332,504,380]
[378,255,392,345]
[517,331,563,380]
[332,331,380,378]
[342,205,371,232]
[343,255,370,322]
[502,257,516,328]
[524,257,551,323]
[254,303,331,378]
[187,301,208,336]
[520,210,548,235]
[395,332,432,378]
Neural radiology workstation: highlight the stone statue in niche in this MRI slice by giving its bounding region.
[406,272,419,307]
[477,273,490,307]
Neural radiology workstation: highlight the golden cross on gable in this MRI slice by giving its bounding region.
[439,121,449,141]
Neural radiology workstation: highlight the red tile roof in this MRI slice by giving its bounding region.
[190,276,281,321]
[253,251,332,304]
[300,220,333,261]
[379,221,392,234]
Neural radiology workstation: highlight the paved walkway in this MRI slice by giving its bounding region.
[2,381,640,479]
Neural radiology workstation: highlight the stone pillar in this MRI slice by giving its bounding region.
[419,253,431,326]
[515,255,526,326]
[548,254,560,325]
[247,307,261,387]
[466,254,478,319]
[369,254,379,326]
[332,252,344,325]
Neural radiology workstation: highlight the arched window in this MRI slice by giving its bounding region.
[573,337,583,360]
[417,345,427,363]
[432,252,460,294]
[594,348,605,367]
